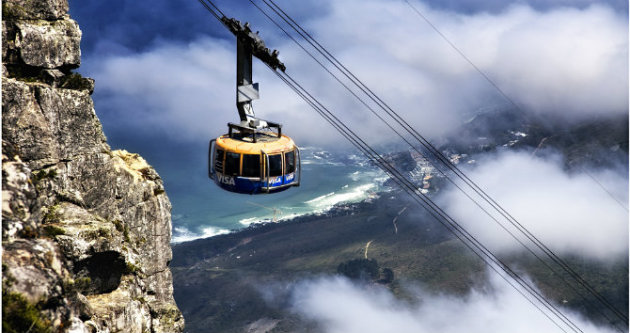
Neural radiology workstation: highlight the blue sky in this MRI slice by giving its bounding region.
[69,0,628,156]
[69,0,628,145]
[69,0,628,56]
[65,3,628,329]
[67,0,628,240]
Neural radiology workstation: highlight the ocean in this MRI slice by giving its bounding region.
[170,147,387,243]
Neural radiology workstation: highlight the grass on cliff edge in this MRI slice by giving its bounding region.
[2,289,51,333]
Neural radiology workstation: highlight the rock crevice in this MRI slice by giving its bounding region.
[2,0,184,332]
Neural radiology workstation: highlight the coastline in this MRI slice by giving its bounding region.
[171,186,385,244]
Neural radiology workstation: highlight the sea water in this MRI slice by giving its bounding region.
[170,147,387,243]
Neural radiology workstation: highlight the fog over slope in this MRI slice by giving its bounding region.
[288,273,617,333]
[438,151,628,261]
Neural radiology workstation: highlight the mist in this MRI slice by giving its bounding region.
[437,150,628,261]
[84,0,628,147]
[288,273,617,333]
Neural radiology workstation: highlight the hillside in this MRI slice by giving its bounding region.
[172,189,627,332]
[172,112,628,332]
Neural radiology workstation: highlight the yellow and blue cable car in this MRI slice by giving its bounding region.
[209,124,301,194]
[208,17,301,194]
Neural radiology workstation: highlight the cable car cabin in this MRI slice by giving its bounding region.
[207,17,298,194]
[209,123,301,194]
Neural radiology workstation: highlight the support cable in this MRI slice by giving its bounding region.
[274,68,581,333]
[403,0,521,110]
[250,0,628,328]
[195,1,613,331]
[402,0,630,325]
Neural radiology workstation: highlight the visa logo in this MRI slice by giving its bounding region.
[217,173,236,186]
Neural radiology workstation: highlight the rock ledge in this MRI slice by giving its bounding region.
[2,1,184,332]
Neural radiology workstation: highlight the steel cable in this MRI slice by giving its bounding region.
[274,68,581,333]
[194,1,618,331]
[249,0,628,329]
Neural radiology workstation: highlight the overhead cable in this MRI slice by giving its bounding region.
[402,0,629,326]
[273,68,582,333]
[250,0,628,329]
[194,1,617,331]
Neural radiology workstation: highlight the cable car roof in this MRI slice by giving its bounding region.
[216,134,296,155]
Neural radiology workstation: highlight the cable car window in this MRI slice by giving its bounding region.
[242,154,260,178]
[268,154,283,177]
[225,152,240,176]
[215,149,225,173]
[285,150,295,173]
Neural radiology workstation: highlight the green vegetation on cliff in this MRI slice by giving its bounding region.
[2,289,51,333]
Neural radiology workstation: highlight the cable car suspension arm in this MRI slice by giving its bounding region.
[221,16,285,130]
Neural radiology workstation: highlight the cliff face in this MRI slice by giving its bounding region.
[2,0,184,332]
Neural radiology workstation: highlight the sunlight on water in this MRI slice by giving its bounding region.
[170,148,386,243]
[172,226,230,243]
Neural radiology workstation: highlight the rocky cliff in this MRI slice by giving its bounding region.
[2,0,184,332]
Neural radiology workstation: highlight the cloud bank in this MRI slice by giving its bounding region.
[438,150,628,261]
[85,1,628,146]
[307,1,628,123]
[424,0,628,14]
[289,274,616,333]
[85,38,238,142]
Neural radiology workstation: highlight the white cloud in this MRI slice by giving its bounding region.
[85,1,628,146]
[86,38,237,141]
[303,1,628,131]
[437,150,628,260]
[290,274,616,333]
[422,0,628,13]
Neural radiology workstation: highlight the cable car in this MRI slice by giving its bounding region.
[208,17,301,194]
[209,124,301,194]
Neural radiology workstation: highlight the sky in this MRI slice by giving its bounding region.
[69,0,628,245]
[70,0,629,148]
[68,0,628,331]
